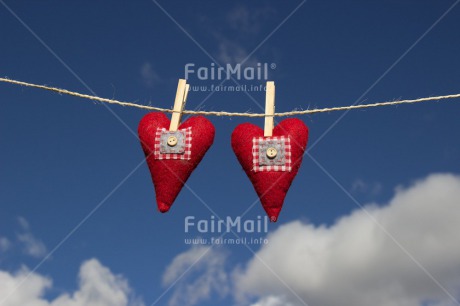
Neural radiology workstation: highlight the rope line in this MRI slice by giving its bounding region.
[1,77,459,117]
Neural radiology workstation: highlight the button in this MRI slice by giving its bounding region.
[266,147,277,159]
[167,136,178,147]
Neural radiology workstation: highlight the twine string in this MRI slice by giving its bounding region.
[1,77,459,117]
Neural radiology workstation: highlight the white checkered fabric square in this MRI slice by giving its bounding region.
[154,127,192,160]
[252,136,291,172]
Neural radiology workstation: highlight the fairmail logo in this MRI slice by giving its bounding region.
[184,215,269,233]
[184,63,275,81]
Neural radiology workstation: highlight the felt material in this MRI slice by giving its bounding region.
[231,119,308,222]
[138,112,215,213]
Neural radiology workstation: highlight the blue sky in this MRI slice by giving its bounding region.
[1,1,460,305]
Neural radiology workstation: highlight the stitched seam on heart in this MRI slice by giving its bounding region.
[252,136,291,172]
[154,127,192,160]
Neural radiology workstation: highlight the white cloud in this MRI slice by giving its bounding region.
[17,233,47,258]
[140,62,160,88]
[234,173,460,306]
[16,217,48,258]
[0,237,11,252]
[17,216,30,230]
[163,245,229,306]
[215,37,256,66]
[351,178,383,196]
[226,5,276,35]
[212,5,275,67]
[250,295,294,306]
[0,266,52,306]
[0,258,144,306]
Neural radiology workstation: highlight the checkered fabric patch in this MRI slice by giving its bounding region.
[154,127,192,160]
[252,136,291,172]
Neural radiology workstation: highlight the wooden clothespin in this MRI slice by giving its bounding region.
[169,79,190,131]
[264,81,276,137]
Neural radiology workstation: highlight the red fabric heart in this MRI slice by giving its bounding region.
[138,113,215,213]
[231,118,309,222]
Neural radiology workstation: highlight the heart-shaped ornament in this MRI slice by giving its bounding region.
[138,112,215,212]
[231,118,308,221]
